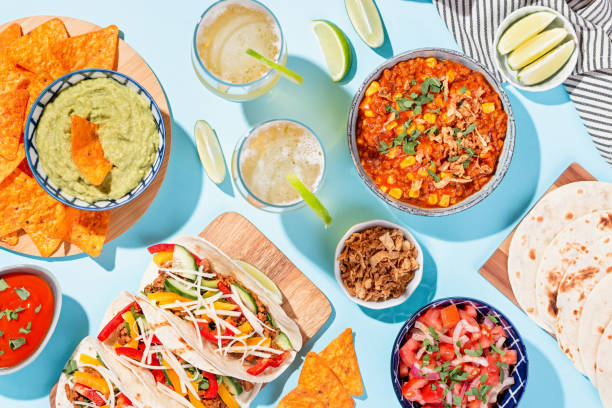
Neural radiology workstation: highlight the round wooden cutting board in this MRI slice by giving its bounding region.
[0,16,172,257]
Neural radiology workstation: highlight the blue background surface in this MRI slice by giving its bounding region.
[0,1,608,407]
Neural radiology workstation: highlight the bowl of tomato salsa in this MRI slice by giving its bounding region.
[348,48,515,216]
[391,298,527,408]
[0,264,62,375]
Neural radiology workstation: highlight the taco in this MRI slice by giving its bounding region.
[96,291,262,408]
[138,236,302,383]
[57,336,157,408]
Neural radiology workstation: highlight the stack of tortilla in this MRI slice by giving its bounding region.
[508,181,612,407]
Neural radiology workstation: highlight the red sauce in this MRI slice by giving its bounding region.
[0,272,55,368]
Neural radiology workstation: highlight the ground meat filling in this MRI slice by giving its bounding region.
[114,323,131,346]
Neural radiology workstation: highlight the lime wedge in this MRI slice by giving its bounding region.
[508,27,568,70]
[194,120,226,184]
[345,0,384,48]
[497,11,556,55]
[234,259,283,305]
[245,48,303,85]
[310,20,352,82]
[518,40,575,85]
[285,173,332,226]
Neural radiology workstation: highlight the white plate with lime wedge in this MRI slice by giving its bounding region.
[493,6,578,92]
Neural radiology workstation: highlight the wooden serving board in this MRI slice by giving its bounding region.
[49,212,331,406]
[479,162,597,305]
[0,16,172,257]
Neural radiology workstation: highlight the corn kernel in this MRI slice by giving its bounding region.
[365,81,380,96]
[387,146,400,158]
[441,172,452,179]
[375,176,382,184]
[451,198,457,204]
[428,193,438,205]
[440,194,450,207]
[385,121,398,131]
[380,185,388,193]
[423,113,436,124]
[417,124,425,132]
[395,125,405,136]
[364,110,374,117]
[389,188,403,200]
[435,95,443,107]
[481,103,495,113]
[407,173,415,180]
[417,168,428,177]
[387,175,395,184]
[465,90,472,96]
[357,138,364,145]
[409,189,420,198]
[446,70,455,83]
[426,57,437,68]
[408,123,416,133]
[400,156,417,168]
[393,93,402,100]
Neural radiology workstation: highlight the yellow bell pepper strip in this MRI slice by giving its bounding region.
[79,353,102,367]
[153,251,174,266]
[147,292,193,305]
[246,337,271,347]
[121,311,139,340]
[238,322,253,334]
[73,371,110,397]
[162,358,185,396]
[218,383,240,408]
[187,386,206,408]
[213,301,238,311]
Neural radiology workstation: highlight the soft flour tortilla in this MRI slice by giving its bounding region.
[555,236,612,373]
[56,336,158,408]
[507,181,612,325]
[139,235,303,383]
[596,319,612,408]
[579,273,612,385]
[100,291,262,407]
[535,211,612,333]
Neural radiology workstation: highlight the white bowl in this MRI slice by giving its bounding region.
[0,264,62,375]
[492,6,578,92]
[334,220,424,310]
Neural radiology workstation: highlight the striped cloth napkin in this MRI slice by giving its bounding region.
[431,0,612,164]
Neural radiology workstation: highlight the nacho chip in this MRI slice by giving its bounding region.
[0,24,22,51]
[23,195,67,256]
[0,61,31,94]
[5,18,67,75]
[0,144,24,184]
[277,387,328,408]
[71,115,112,186]
[0,169,50,236]
[298,352,354,408]
[0,89,29,160]
[0,230,20,246]
[319,329,363,396]
[65,207,109,257]
[51,25,119,78]
[23,70,52,115]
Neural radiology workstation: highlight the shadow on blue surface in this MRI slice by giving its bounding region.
[0,295,88,401]
[521,339,564,407]
[517,85,571,106]
[372,1,394,59]
[337,33,359,85]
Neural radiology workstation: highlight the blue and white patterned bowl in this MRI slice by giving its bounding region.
[24,69,166,211]
[391,297,528,408]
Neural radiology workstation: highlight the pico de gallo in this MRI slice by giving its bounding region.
[97,300,251,408]
[142,243,294,377]
[398,303,518,408]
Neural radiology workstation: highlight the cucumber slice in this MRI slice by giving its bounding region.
[173,245,197,280]
[231,283,258,314]
[222,376,243,395]
[201,279,219,289]
[164,278,198,300]
[274,332,293,351]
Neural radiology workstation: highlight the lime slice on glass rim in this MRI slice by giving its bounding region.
[233,259,283,305]
[194,120,226,184]
[245,48,303,85]
[310,20,352,82]
[285,173,332,227]
[345,0,384,48]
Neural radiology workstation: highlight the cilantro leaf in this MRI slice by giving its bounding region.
[0,350,3,356]
[62,359,78,375]
[9,337,26,350]
[428,326,440,341]
[462,159,471,169]
[490,344,505,355]
[464,341,483,357]
[459,86,467,94]
[403,141,417,155]
[0,330,3,337]
[427,107,441,114]
[378,140,391,154]
[34,304,42,314]
[480,373,488,383]
[428,169,440,183]
[18,321,31,335]
[0,278,8,291]
[464,147,475,158]
[487,314,498,325]
[452,393,462,407]
[448,155,460,162]
[15,287,30,301]
[396,98,414,111]
[464,123,477,134]
[426,126,438,135]
[384,104,399,119]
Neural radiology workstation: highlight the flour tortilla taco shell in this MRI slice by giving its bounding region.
[596,319,612,408]
[507,181,612,326]
[139,235,303,383]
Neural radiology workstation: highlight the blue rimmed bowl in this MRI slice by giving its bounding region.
[24,69,166,211]
[391,297,528,408]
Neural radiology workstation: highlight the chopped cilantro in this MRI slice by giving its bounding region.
[427,107,441,114]
[464,123,477,134]
[15,287,30,301]
[478,384,493,402]
[0,350,3,356]
[448,155,460,162]
[96,353,106,367]
[421,77,442,94]
[452,393,462,406]
[378,140,391,154]
[34,304,42,314]
[410,92,419,99]
[63,359,78,375]
[0,278,8,291]
[411,79,417,86]
[199,377,210,390]
[403,141,417,155]
[490,344,505,355]
[124,321,131,337]
[425,126,438,135]
[1,307,25,321]
[422,353,430,367]
[464,147,475,158]
[414,105,422,115]
[462,160,471,169]
[497,361,508,382]
[497,361,509,369]
[464,341,483,357]
[396,98,414,111]
[487,314,499,325]
[465,387,479,397]
[9,337,26,350]
[0,330,2,337]
[428,326,440,341]
[480,373,488,383]
[428,169,440,182]
[18,321,31,335]
[384,104,399,119]
[459,86,467,94]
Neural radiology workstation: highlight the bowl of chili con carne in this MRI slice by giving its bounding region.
[348,48,515,216]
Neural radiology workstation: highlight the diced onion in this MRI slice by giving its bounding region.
[459,319,479,333]
[495,337,506,349]
[451,355,488,366]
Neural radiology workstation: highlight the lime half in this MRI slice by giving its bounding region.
[518,40,575,85]
[245,48,303,85]
[194,120,226,184]
[286,173,332,226]
[345,0,384,48]
[310,20,352,82]
[234,259,283,305]
[508,27,567,70]
[497,11,556,55]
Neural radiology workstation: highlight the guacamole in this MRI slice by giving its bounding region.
[35,78,159,202]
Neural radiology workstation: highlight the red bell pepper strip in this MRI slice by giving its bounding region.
[217,281,231,295]
[201,371,218,399]
[246,351,289,376]
[73,383,106,406]
[115,347,144,361]
[116,393,132,408]
[199,323,231,346]
[150,352,166,384]
[147,243,203,264]
[97,301,140,341]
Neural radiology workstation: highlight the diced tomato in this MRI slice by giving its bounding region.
[419,308,443,333]
[490,325,505,339]
[440,304,460,331]
[421,382,443,404]
[399,338,419,367]
[116,393,132,408]
[399,361,410,377]
[485,355,501,385]
[402,378,427,403]
[470,331,482,342]
[439,343,455,362]
[465,305,477,318]
[462,364,479,379]
[459,310,479,329]
[500,349,517,365]
[467,400,481,408]
[478,336,492,350]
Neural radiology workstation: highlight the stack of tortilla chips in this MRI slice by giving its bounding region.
[278,328,363,408]
[0,18,119,257]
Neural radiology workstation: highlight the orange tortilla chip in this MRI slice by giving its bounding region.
[23,195,67,256]
[0,89,29,160]
[0,230,20,246]
[65,207,109,257]
[0,144,24,184]
[71,115,112,186]
[0,24,22,51]
[0,61,31,94]
[319,329,363,397]
[5,18,67,75]
[298,352,354,408]
[277,387,327,408]
[23,70,52,118]
[51,25,119,78]
[0,169,50,236]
